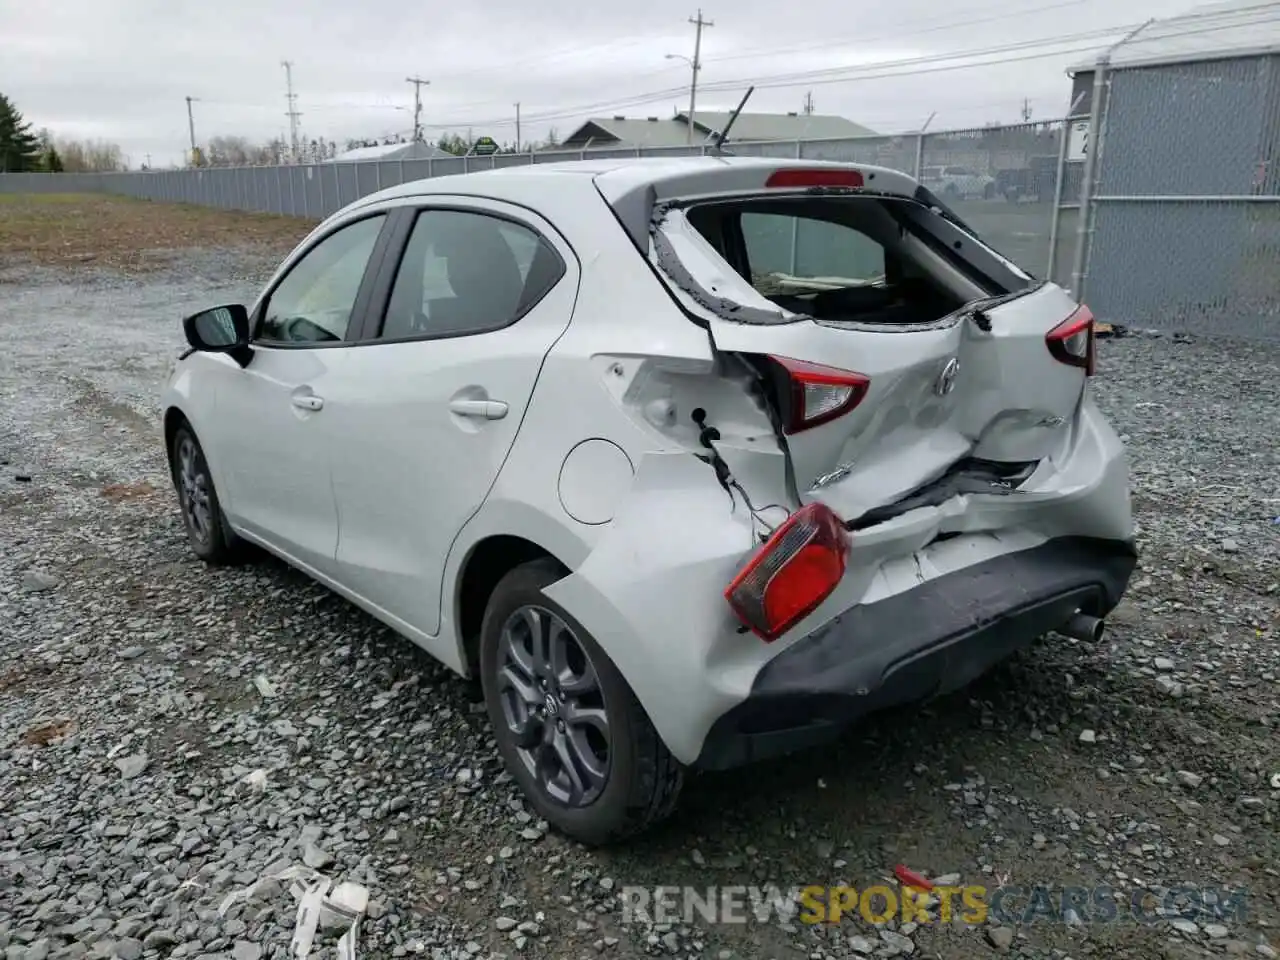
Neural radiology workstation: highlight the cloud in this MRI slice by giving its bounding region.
[1,0,1194,166]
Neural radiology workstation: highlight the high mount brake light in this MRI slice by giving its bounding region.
[724,502,849,641]
[763,355,871,434]
[766,168,864,189]
[1046,304,1096,376]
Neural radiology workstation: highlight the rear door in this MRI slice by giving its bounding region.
[649,188,1090,522]
[319,198,577,637]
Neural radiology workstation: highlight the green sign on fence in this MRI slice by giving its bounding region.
[471,136,499,156]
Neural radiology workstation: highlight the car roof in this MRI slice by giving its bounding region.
[337,156,926,252]
[355,155,917,204]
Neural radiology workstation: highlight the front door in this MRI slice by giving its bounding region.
[211,212,389,573]
[319,201,577,636]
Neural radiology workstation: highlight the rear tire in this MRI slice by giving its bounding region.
[169,424,244,565]
[479,559,684,846]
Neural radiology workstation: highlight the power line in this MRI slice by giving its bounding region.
[701,0,1097,65]
[424,10,1280,131]
[182,7,1280,143]
[412,23,1144,129]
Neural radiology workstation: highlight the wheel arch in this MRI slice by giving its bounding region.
[163,405,191,459]
[453,534,571,678]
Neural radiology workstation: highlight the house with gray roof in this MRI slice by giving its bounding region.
[559,111,877,150]
[327,141,453,163]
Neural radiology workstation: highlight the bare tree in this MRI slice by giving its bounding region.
[55,138,126,172]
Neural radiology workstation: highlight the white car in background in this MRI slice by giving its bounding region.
[920,164,997,199]
[162,157,1135,845]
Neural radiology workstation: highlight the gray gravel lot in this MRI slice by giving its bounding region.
[2,215,1279,960]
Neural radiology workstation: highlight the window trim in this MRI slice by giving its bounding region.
[249,210,394,350]
[354,203,568,347]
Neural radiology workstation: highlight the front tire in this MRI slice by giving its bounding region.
[479,559,684,846]
[169,424,243,565]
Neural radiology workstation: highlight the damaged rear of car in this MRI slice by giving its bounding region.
[545,158,1135,784]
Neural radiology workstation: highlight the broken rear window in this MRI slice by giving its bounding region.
[655,194,1031,329]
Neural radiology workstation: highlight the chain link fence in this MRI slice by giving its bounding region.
[1076,54,1280,341]
[6,59,1278,339]
[1,119,1077,278]
[7,66,1280,339]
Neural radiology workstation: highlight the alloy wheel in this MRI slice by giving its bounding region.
[176,435,213,546]
[495,604,611,807]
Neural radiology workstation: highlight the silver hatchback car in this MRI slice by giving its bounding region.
[165,157,1135,844]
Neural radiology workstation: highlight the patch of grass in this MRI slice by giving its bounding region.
[0,192,317,274]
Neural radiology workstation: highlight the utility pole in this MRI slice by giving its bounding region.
[685,9,713,144]
[515,103,521,151]
[282,60,302,162]
[1021,97,1033,122]
[185,96,199,166]
[803,91,814,115]
[406,76,430,142]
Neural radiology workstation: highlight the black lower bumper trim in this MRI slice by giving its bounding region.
[695,536,1136,771]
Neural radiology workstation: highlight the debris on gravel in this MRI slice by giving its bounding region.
[1,195,1277,960]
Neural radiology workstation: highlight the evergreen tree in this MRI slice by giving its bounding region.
[0,93,42,172]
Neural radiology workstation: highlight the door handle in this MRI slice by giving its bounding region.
[291,395,324,411]
[448,399,508,420]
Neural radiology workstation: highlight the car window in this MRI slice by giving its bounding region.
[739,212,886,295]
[381,209,564,340]
[258,215,386,344]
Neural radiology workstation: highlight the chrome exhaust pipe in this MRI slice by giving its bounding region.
[1058,611,1106,643]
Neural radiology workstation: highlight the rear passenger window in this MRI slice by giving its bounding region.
[739,212,886,296]
[381,209,564,341]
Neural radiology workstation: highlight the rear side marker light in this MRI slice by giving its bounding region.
[766,355,871,434]
[725,502,849,642]
[1046,304,1096,376]
[766,168,864,189]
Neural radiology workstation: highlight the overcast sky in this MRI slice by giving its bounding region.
[3,0,1199,167]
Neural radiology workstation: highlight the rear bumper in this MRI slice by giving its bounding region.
[694,535,1136,770]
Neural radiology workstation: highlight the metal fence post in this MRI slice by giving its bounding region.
[1045,118,1074,280]
[1071,56,1110,299]
[789,139,803,274]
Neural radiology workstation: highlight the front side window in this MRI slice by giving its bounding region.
[380,209,564,341]
[258,214,386,344]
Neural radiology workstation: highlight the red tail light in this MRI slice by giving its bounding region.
[766,168,864,189]
[1046,305,1096,376]
[724,502,849,642]
[764,355,870,434]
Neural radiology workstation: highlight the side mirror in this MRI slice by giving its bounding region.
[182,304,252,367]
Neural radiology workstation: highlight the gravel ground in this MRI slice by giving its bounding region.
[1,196,1279,960]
